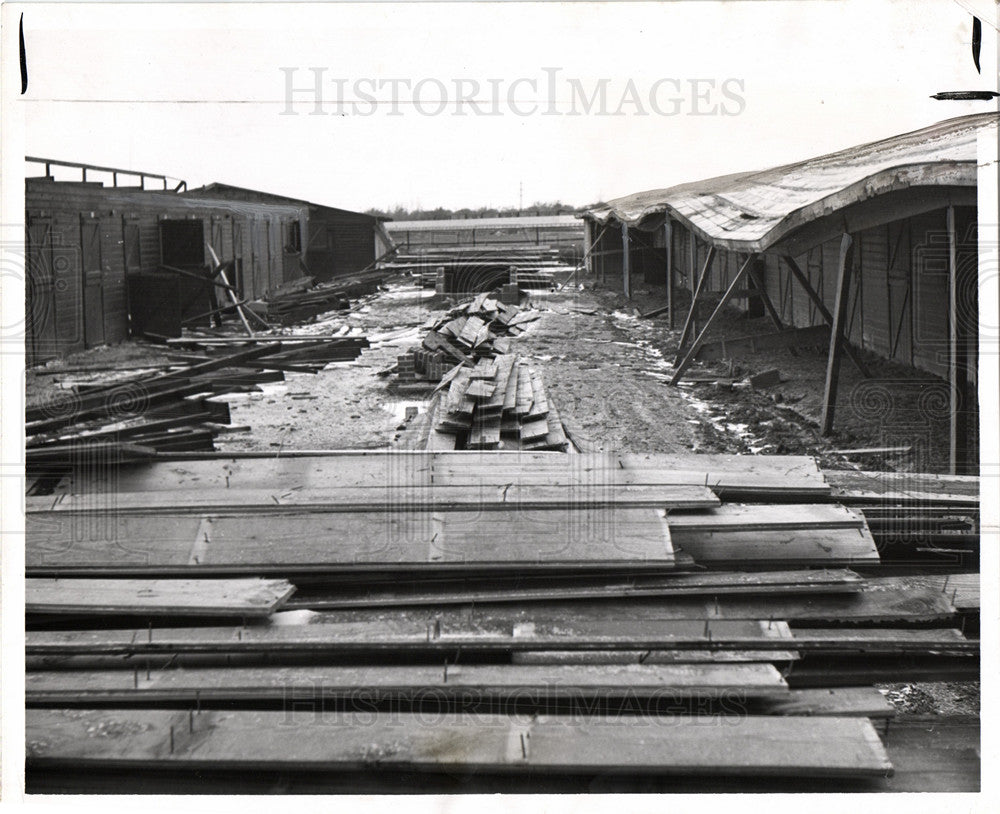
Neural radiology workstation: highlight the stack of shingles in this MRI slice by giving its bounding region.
[20,452,982,788]
[25,338,368,475]
[404,294,542,382]
[432,355,567,450]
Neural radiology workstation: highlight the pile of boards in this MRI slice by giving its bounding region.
[23,451,980,791]
[399,355,568,451]
[249,268,390,324]
[399,293,542,382]
[25,337,369,478]
[382,245,573,292]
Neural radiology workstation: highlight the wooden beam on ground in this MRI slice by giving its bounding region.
[670,254,756,385]
[25,709,893,778]
[820,234,856,435]
[781,255,870,376]
[283,569,864,610]
[674,245,717,361]
[25,578,295,617]
[25,662,789,705]
[26,506,680,574]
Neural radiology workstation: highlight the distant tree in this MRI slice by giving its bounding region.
[365,201,585,220]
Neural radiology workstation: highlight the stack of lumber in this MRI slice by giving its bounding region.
[381,246,573,292]
[420,355,567,450]
[399,294,542,382]
[23,452,980,792]
[25,339,367,479]
[249,268,391,324]
[164,334,370,371]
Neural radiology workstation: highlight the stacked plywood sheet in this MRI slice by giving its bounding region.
[23,452,980,791]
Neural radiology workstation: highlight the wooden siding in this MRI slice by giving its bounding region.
[25,180,306,363]
[599,203,977,385]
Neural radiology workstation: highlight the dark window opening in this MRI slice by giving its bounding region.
[160,219,205,268]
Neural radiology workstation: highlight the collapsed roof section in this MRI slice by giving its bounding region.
[585,113,997,253]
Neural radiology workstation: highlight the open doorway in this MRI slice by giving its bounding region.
[160,219,205,268]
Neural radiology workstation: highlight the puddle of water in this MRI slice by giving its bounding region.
[384,399,429,424]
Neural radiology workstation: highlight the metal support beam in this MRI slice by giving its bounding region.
[664,218,674,329]
[674,245,717,364]
[820,235,855,435]
[782,255,870,377]
[622,222,631,298]
[669,254,756,385]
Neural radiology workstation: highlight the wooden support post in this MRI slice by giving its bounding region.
[669,254,755,385]
[820,235,855,435]
[674,245,717,364]
[622,222,631,298]
[688,231,699,337]
[583,220,593,276]
[665,218,674,329]
[947,206,966,474]
[782,255,869,377]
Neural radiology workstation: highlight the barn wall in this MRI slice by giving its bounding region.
[25,180,306,362]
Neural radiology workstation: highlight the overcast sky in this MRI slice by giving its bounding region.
[14,0,999,212]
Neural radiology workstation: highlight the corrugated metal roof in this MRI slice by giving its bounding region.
[387,215,581,231]
[586,113,997,252]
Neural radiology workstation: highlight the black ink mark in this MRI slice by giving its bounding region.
[972,17,982,75]
[931,90,999,101]
[19,13,27,94]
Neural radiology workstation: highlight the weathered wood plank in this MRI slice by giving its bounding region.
[26,507,675,573]
[27,483,719,514]
[62,452,829,495]
[26,710,893,777]
[284,569,864,610]
[754,687,897,718]
[667,504,864,532]
[25,578,295,617]
[670,526,880,565]
[25,662,789,704]
[27,610,969,657]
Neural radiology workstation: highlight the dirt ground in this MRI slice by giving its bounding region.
[28,273,970,469]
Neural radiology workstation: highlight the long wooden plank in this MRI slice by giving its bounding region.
[28,483,718,514]
[754,687,897,719]
[670,526,880,565]
[666,504,864,532]
[26,710,893,777]
[283,569,864,610]
[63,452,828,492]
[27,611,969,657]
[823,469,979,505]
[25,578,295,617]
[26,507,676,573]
[25,662,789,704]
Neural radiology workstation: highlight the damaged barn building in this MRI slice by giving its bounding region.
[584,113,994,474]
[24,159,389,363]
